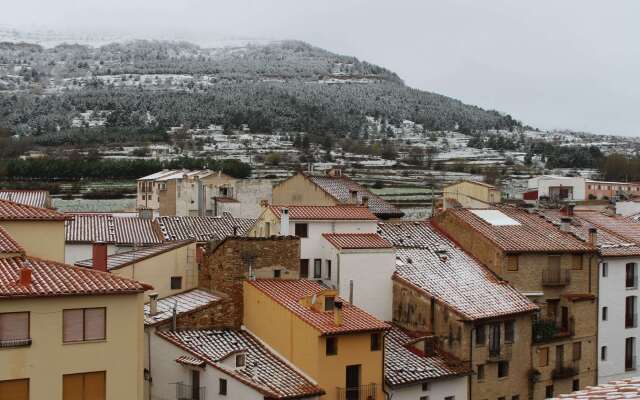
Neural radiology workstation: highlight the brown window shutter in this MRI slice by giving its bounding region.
[63,309,84,342]
[84,371,106,400]
[62,374,84,400]
[84,308,106,341]
[0,312,29,341]
[0,379,29,400]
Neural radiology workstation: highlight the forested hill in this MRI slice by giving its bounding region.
[0,40,521,135]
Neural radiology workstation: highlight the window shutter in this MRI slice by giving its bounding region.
[0,313,29,341]
[84,308,106,341]
[63,309,84,342]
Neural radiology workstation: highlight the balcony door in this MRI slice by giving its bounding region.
[626,337,636,370]
[489,323,501,354]
[561,307,569,332]
[191,370,200,400]
[346,364,361,400]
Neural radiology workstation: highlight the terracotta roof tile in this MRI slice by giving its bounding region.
[385,325,470,386]
[581,212,640,245]
[269,205,378,221]
[0,199,69,221]
[247,279,390,335]
[441,207,593,253]
[76,240,193,271]
[0,225,24,255]
[306,174,403,218]
[0,256,149,298]
[556,377,640,399]
[379,221,538,320]
[144,289,222,326]
[0,190,49,208]
[157,329,325,399]
[322,233,393,250]
[156,215,255,242]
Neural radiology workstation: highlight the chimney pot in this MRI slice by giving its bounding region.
[350,190,358,204]
[280,208,290,236]
[334,301,343,326]
[560,217,571,232]
[149,293,159,316]
[19,268,32,286]
[588,227,598,246]
[567,203,575,216]
[92,242,108,272]
[362,196,369,207]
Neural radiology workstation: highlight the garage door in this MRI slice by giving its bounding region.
[0,379,29,400]
[63,371,105,400]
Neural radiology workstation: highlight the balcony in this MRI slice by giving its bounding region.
[625,313,637,329]
[542,268,571,286]
[0,338,32,348]
[337,383,377,400]
[533,318,574,343]
[175,383,205,400]
[552,361,579,380]
[487,344,513,362]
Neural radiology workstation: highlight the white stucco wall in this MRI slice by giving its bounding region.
[387,375,468,400]
[598,257,640,383]
[287,220,378,261]
[532,176,586,201]
[64,243,118,264]
[615,202,640,217]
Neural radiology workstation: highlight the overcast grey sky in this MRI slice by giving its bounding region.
[3,0,639,136]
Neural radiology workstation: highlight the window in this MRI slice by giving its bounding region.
[235,354,245,367]
[314,259,322,279]
[0,312,30,346]
[294,223,308,238]
[63,371,106,400]
[422,382,430,391]
[498,361,509,378]
[627,263,638,288]
[601,346,607,361]
[625,337,636,370]
[506,255,518,271]
[602,263,608,277]
[325,296,335,312]
[539,347,549,367]
[505,320,515,343]
[170,276,182,290]
[545,385,554,399]
[0,379,29,400]
[573,341,582,361]
[573,379,580,391]
[602,306,608,321]
[300,259,309,278]
[265,222,271,237]
[555,345,565,368]
[326,260,332,279]
[498,397,506,400]
[273,269,281,279]
[512,396,520,400]
[626,296,637,328]
[572,254,583,270]
[371,333,381,351]
[477,364,485,381]
[219,378,227,395]
[326,336,337,355]
[444,397,455,400]
[63,308,106,342]
[419,397,429,400]
[475,325,486,346]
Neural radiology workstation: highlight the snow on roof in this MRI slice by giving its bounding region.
[469,209,521,226]
[144,289,221,326]
[0,190,49,208]
[75,240,193,270]
[156,215,255,242]
[555,377,640,399]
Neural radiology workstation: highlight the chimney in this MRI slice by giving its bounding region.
[280,208,290,236]
[19,268,32,286]
[350,190,358,204]
[361,196,369,207]
[149,293,159,315]
[567,203,575,217]
[138,207,153,220]
[233,225,238,236]
[588,227,598,246]
[334,301,343,326]
[560,217,571,232]
[92,242,108,272]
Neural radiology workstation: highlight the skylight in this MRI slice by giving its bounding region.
[470,209,521,226]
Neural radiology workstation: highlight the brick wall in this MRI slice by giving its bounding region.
[198,236,301,327]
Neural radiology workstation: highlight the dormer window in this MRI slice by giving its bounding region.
[325,296,335,312]
[235,353,245,368]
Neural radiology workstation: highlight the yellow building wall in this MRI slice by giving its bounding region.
[0,220,65,262]
[243,283,384,400]
[272,174,338,206]
[443,181,500,208]
[110,243,197,300]
[249,208,280,237]
[158,180,177,216]
[0,293,145,400]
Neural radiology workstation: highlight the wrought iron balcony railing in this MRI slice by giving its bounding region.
[337,383,377,400]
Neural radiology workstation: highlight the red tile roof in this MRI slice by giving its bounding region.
[539,210,640,257]
[580,211,640,245]
[0,256,150,298]
[269,205,378,221]
[76,240,193,271]
[0,190,50,208]
[304,173,403,218]
[156,215,255,242]
[556,377,640,399]
[440,207,594,253]
[379,221,538,320]
[247,279,390,335]
[0,199,69,221]
[157,329,325,399]
[385,325,470,386]
[0,225,24,255]
[322,233,393,250]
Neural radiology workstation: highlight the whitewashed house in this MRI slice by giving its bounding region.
[525,175,586,202]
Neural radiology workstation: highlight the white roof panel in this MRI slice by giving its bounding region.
[470,209,521,226]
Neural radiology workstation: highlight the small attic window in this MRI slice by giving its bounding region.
[325,296,335,312]
[235,353,246,368]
